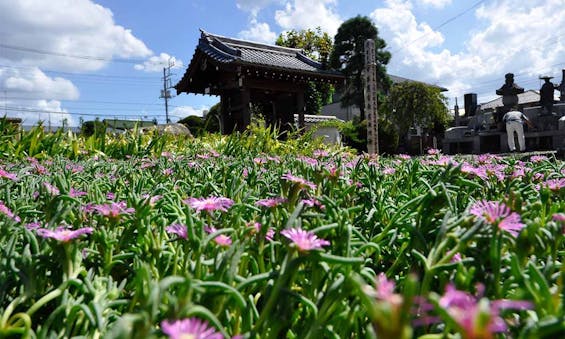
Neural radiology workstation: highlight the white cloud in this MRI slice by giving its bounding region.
[0,0,152,72]
[371,0,565,101]
[0,0,167,127]
[2,67,79,100]
[418,0,452,8]
[238,20,278,44]
[134,53,184,72]
[171,105,210,118]
[372,0,444,51]
[236,0,281,16]
[274,0,342,37]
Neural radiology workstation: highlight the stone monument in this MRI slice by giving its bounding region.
[496,73,524,109]
[539,76,557,115]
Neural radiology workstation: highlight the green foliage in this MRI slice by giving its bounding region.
[385,82,451,137]
[276,28,334,115]
[326,117,399,154]
[0,122,563,338]
[80,119,106,137]
[203,102,221,133]
[329,16,392,120]
[178,115,205,136]
[276,27,332,60]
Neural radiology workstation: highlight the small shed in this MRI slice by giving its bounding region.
[175,30,345,136]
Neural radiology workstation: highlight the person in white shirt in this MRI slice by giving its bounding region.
[503,107,534,152]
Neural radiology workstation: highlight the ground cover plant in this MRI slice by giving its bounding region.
[0,121,564,338]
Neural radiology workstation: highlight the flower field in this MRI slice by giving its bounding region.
[0,122,564,338]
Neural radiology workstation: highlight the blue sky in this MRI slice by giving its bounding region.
[1,0,564,127]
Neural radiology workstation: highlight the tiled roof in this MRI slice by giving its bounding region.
[293,114,342,124]
[198,30,340,75]
[480,90,540,109]
[389,74,448,92]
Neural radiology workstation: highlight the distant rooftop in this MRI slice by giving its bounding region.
[480,90,540,110]
[388,74,448,92]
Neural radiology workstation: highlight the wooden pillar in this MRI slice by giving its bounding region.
[296,91,305,130]
[220,94,229,135]
[241,88,251,131]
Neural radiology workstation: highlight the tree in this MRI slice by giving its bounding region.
[80,119,106,136]
[203,102,221,133]
[385,82,450,138]
[178,115,204,136]
[330,16,391,120]
[276,27,334,115]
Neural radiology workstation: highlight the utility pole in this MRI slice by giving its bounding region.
[160,59,175,123]
[364,39,379,156]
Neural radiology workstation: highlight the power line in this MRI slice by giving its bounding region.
[3,106,183,121]
[0,43,146,64]
[0,64,158,80]
[1,96,179,107]
[391,0,487,54]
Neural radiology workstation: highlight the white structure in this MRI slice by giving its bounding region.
[294,114,342,144]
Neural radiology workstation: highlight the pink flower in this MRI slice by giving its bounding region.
[552,213,565,222]
[183,196,234,213]
[539,178,565,191]
[451,253,463,263]
[25,222,41,230]
[438,284,532,337]
[427,148,441,155]
[281,227,329,251]
[33,164,49,175]
[43,182,60,196]
[142,194,162,206]
[253,157,267,165]
[204,226,232,246]
[141,161,155,169]
[530,155,548,163]
[470,200,525,237]
[36,226,93,242]
[511,168,526,179]
[553,213,565,234]
[313,149,329,158]
[81,203,96,214]
[250,222,274,241]
[69,188,87,198]
[106,192,115,200]
[382,167,396,175]
[0,201,20,222]
[255,197,286,208]
[0,167,17,180]
[161,318,223,339]
[166,224,188,239]
[397,154,411,160]
[281,172,317,190]
[299,156,318,166]
[374,273,398,302]
[65,163,84,173]
[93,201,135,219]
[533,173,545,181]
[163,168,174,176]
[301,198,325,209]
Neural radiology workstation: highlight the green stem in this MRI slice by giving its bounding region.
[1,296,25,328]
[253,253,299,333]
[26,287,63,318]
